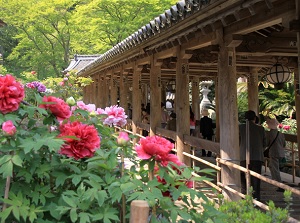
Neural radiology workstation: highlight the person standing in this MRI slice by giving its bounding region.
[239,110,266,201]
[266,118,286,191]
[200,109,215,157]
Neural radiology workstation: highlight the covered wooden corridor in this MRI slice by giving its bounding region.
[74,0,300,220]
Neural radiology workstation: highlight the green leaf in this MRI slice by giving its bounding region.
[120,182,136,193]
[0,160,13,178]
[62,195,77,208]
[79,212,90,223]
[72,175,82,186]
[0,206,13,222]
[12,206,20,221]
[12,154,23,167]
[96,190,107,207]
[70,208,78,223]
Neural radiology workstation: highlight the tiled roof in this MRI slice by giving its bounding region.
[63,54,101,74]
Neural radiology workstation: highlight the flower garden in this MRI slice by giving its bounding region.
[0,73,291,222]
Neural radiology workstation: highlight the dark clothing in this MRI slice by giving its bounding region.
[239,121,266,201]
[200,116,215,137]
[240,160,262,201]
[200,116,215,157]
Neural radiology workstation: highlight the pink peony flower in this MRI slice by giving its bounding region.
[278,123,283,129]
[31,71,36,75]
[1,120,16,136]
[135,136,174,162]
[117,132,130,146]
[59,81,64,86]
[58,121,100,159]
[101,105,127,126]
[283,125,291,131]
[39,96,71,121]
[0,74,25,114]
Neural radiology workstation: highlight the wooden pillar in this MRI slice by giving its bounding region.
[120,72,127,110]
[110,75,118,106]
[176,47,192,166]
[98,76,105,108]
[214,77,220,142]
[192,77,200,120]
[141,84,147,106]
[295,0,300,161]
[217,30,240,201]
[102,76,108,107]
[248,68,259,115]
[83,86,87,103]
[161,81,167,105]
[132,64,142,144]
[149,56,162,136]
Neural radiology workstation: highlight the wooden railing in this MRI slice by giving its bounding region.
[122,120,300,222]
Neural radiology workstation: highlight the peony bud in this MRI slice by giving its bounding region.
[31,71,36,75]
[2,120,16,136]
[66,96,76,106]
[117,132,130,146]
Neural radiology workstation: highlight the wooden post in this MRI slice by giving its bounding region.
[176,47,192,166]
[102,76,108,107]
[214,77,220,142]
[149,56,162,136]
[161,81,166,105]
[217,30,240,201]
[129,200,149,223]
[132,64,142,144]
[248,68,259,115]
[98,76,104,108]
[120,72,128,110]
[295,0,300,163]
[110,75,118,106]
[192,77,200,120]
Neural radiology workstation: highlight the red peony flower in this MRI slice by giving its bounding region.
[39,96,71,121]
[0,74,25,114]
[58,121,100,159]
[283,125,291,131]
[135,136,174,162]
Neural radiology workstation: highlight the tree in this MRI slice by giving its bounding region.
[0,0,177,78]
[0,0,76,78]
[70,0,178,53]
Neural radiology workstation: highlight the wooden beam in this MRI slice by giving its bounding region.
[225,34,243,48]
[224,0,295,35]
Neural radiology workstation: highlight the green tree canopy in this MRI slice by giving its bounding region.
[0,0,177,78]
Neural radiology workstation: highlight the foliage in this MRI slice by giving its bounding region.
[0,74,228,222]
[218,193,290,223]
[42,71,93,101]
[70,0,177,53]
[0,0,177,78]
[259,83,295,118]
[237,91,248,123]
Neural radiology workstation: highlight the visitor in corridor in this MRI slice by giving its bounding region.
[200,109,215,157]
[266,118,286,192]
[190,106,196,136]
[141,108,150,137]
[161,102,169,128]
[239,110,266,201]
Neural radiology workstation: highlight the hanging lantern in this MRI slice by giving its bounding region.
[166,80,176,92]
[264,63,291,89]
